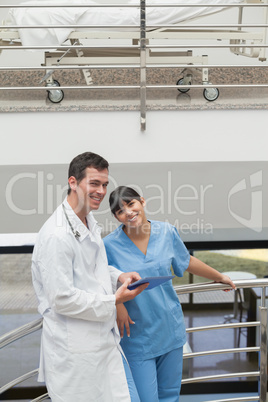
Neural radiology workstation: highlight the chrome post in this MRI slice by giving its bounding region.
[259,291,267,402]
[238,3,243,31]
[259,0,268,61]
[140,0,146,131]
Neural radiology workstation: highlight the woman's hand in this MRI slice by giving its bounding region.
[215,274,236,291]
[116,303,135,338]
[186,256,236,291]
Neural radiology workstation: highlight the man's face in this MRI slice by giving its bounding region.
[74,167,109,212]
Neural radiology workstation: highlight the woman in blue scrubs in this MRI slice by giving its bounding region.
[103,186,236,402]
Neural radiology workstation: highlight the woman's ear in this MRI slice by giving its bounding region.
[140,197,146,207]
[114,214,120,222]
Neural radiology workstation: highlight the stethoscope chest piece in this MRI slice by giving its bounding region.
[74,230,81,240]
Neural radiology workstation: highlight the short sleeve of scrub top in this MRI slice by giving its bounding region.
[103,220,190,361]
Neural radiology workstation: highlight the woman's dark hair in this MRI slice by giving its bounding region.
[68,152,109,195]
[109,186,141,215]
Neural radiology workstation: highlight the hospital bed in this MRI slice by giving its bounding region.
[0,0,268,104]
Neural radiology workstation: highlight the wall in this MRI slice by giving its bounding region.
[0,2,267,241]
[0,109,267,165]
[0,109,267,242]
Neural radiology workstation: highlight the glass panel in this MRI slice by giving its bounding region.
[195,249,268,278]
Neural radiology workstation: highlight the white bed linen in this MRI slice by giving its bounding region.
[7,0,243,47]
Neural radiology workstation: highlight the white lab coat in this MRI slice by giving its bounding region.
[31,198,131,402]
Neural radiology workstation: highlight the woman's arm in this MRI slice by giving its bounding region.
[186,256,236,290]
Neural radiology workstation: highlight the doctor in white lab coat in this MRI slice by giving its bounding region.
[31,152,147,402]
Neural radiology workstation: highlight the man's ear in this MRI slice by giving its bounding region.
[68,176,78,192]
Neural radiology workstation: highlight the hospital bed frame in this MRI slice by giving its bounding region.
[0,0,268,129]
[43,0,268,102]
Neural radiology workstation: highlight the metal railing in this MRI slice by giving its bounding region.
[0,278,267,401]
[0,2,268,129]
[175,278,268,402]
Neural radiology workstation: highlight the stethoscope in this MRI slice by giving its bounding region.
[62,203,81,240]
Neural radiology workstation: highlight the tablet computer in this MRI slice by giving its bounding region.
[128,275,175,290]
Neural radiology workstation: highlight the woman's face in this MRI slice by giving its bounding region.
[114,198,147,228]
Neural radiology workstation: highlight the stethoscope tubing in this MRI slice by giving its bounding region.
[62,203,81,240]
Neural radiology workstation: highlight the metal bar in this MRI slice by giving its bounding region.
[0,64,268,71]
[202,396,259,402]
[0,3,267,7]
[0,85,139,90]
[0,369,39,394]
[2,43,268,51]
[261,287,266,307]
[148,83,268,87]
[0,281,265,397]
[140,0,146,131]
[259,0,268,59]
[186,321,260,333]
[1,2,267,7]
[0,4,141,8]
[181,371,260,384]
[174,279,268,295]
[0,318,42,349]
[3,44,268,51]
[2,24,268,29]
[259,306,267,402]
[31,393,50,402]
[188,250,194,305]
[147,44,268,49]
[184,346,260,359]
[3,83,268,91]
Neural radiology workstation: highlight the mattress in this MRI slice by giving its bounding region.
[7,0,244,47]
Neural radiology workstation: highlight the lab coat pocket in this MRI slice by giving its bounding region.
[67,317,100,353]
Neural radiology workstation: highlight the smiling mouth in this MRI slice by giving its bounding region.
[90,196,102,202]
[128,214,138,222]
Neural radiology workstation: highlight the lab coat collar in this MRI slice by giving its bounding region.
[62,197,101,242]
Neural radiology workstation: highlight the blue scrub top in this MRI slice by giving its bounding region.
[104,220,190,361]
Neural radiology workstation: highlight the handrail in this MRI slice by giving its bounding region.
[174,278,268,294]
[203,397,259,402]
[0,318,43,349]
[184,346,260,359]
[177,278,268,402]
[0,3,267,8]
[186,321,260,332]
[2,24,268,29]
[31,394,50,402]
[182,371,260,384]
[0,369,39,394]
[0,279,267,401]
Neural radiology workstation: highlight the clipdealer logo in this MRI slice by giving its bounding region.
[227,170,263,233]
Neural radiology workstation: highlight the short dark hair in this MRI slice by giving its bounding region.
[68,152,109,195]
[109,186,141,215]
